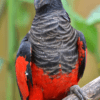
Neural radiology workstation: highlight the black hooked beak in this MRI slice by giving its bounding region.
[34,0,50,10]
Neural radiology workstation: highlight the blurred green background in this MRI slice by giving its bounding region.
[0,0,100,100]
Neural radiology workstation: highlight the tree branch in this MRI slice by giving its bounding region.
[62,76,100,100]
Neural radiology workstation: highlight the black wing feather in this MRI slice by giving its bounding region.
[77,31,87,80]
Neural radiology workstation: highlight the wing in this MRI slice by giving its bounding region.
[15,36,33,100]
[77,31,87,80]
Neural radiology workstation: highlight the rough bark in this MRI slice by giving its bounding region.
[62,76,100,100]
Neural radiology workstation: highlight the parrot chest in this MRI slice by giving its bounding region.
[31,43,78,76]
[29,63,79,100]
[27,12,79,100]
[28,12,78,76]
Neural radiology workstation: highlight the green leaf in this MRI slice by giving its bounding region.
[0,58,4,72]
[62,0,85,23]
[73,19,98,53]
[20,0,34,3]
[86,5,100,25]
[16,5,30,27]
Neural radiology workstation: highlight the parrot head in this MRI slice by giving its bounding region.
[34,0,63,10]
[34,0,50,10]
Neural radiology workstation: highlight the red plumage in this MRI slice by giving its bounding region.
[16,57,78,100]
[16,56,29,100]
[15,36,87,100]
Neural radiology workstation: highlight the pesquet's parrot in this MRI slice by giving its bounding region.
[15,0,89,100]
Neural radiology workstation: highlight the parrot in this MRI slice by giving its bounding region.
[15,0,88,100]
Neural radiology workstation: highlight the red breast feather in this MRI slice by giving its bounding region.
[29,62,79,100]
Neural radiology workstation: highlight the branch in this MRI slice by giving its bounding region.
[62,76,100,100]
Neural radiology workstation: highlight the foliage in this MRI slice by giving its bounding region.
[0,58,4,72]
[86,6,100,25]
[0,0,6,18]
[20,0,34,3]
